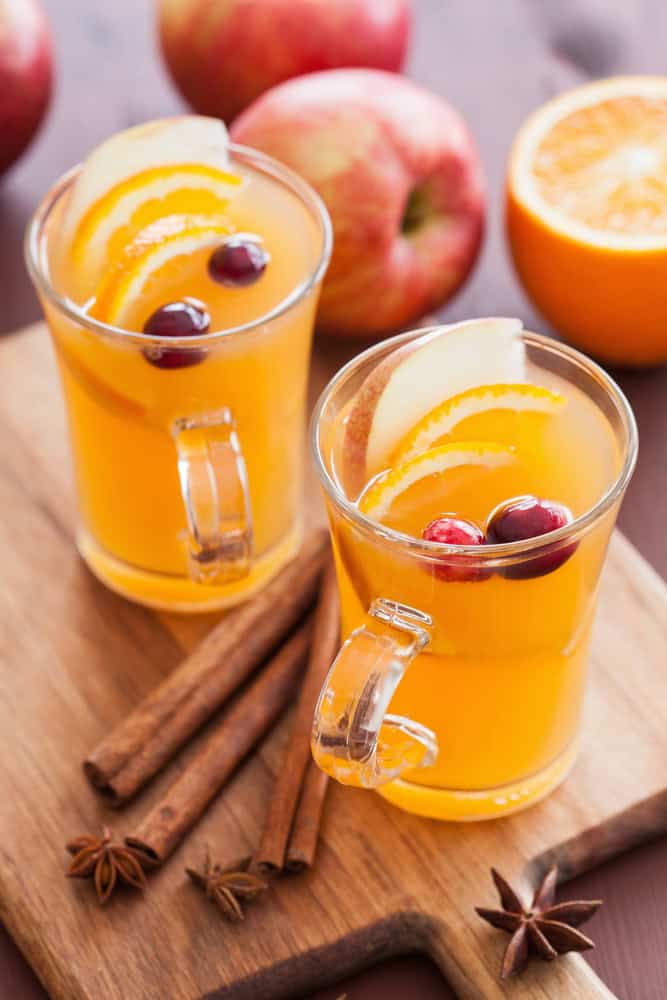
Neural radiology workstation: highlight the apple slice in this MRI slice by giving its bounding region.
[342,317,525,497]
[59,116,233,297]
[62,116,231,245]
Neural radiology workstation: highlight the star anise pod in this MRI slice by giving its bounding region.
[66,826,152,905]
[186,853,267,921]
[476,865,602,979]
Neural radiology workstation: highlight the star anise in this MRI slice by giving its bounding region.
[476,866,602,979]
[186,854,267,921]
[66,826,152,904]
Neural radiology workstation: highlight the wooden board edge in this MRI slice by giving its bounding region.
[200,912,436,1000]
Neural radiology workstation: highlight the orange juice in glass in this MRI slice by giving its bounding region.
[311,319,637,820]
[26,117,331,611]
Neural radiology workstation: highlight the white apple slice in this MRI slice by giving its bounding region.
[61,116,231,249]
[58,116,233,301]
[343,317,525,497]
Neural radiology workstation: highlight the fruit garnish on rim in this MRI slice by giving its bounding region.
[90,213,234,328]
[392,383,564,464]
[358,442,516,522]
[52,115,303,350]
[333,316,613,583]
[71,164,242,288]
[342,317,526,497]
[59,116,242,301]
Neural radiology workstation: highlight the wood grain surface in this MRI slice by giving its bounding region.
[0,322,666,1000]
[1,1,667,998]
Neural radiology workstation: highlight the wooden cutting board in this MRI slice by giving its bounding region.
[1,324,666,1000]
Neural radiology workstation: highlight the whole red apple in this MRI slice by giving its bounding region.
[0,0,53,177]
[158,0,411,124]
[231,69,485,338]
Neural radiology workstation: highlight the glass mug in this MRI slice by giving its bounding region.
[26,146,332,611]
[311,330,637,820]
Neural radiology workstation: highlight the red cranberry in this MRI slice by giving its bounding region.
[422,515,489,583]
[142,299,210,369]
[486,495,577,578]
[208,235,269,287]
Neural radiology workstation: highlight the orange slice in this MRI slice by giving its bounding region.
[342,318,526,498]
[392,384,564,464]
[62,117,231,242]
[60,116,239,298]
[359,442,515,522]
[92,213,233,328]
[71,164,241,280]
[507,76,667,365]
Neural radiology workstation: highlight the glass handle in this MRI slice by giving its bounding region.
[311,598,438,788]
[172,407,253,585]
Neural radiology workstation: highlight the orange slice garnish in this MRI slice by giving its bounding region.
[91,213,233,328]
[70,164,242,281]
[59,116,239,298]
[359,442,515,522]
[392,384,564,464]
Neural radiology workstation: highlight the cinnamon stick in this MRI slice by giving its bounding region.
[84,531,327,805]
[126,619,313,865]
[285,760,329,872]
[254,559,339,873]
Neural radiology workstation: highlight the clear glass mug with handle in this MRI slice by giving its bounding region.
[26,145,332,612]
[310,327,637,821]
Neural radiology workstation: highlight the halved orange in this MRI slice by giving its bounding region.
[507,76,667,365]
[392,384,564,464]
[359,442,515,522]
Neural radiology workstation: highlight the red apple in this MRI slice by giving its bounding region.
[158,0,411,124]
[0,0,53,177]
[231,69,485,338]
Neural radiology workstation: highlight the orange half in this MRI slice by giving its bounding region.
[507,76,667,365]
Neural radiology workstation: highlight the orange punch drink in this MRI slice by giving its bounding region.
[26,117,331,611]
[311,319,637,820]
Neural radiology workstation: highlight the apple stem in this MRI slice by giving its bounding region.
[402,184,431,234]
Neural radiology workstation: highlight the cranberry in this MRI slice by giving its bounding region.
[486,495,577,579]
[208,235,269,287]
[422,515,489,583]
[142,299,210,369]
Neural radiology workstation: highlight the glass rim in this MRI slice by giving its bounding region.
[310,326,639,565]
[24,142,333,347]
